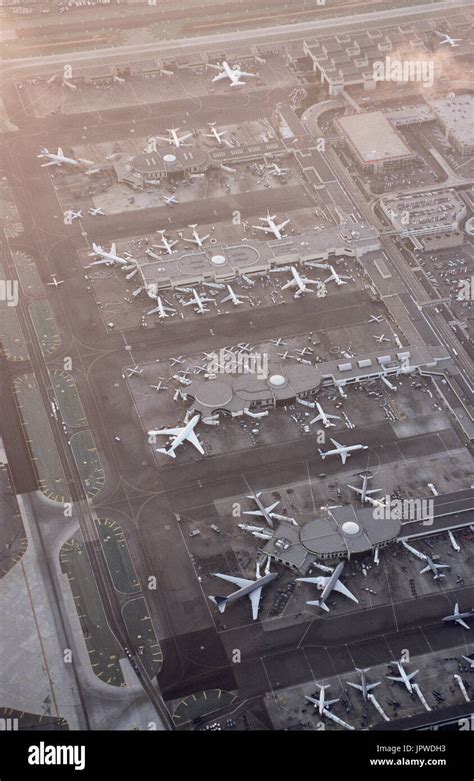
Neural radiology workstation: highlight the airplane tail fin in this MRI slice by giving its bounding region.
[307,600,330,612]
[209,595,227,613]
[156,448,176,458]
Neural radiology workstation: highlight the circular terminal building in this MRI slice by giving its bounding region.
[263,505,401,572]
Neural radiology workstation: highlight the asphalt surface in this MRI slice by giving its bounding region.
[1,6,473,723]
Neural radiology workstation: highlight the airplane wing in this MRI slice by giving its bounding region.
[347,682,364,692]
[266,501,279,513]
[249,587,263,620]
[298,576,328,588]
[213,573,254,588]
[155,427,182,436]
[330,439,343,448]
[186,429,205,455]
[332,579,359,603]
[456,618,470,630]
[253,225,271,233]
[212,72,228,82]
[408,670,419,679]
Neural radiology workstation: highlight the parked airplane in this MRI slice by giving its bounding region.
[37,147,95,168]
[204,122,227,144]
[368,314,384,323]
[347,667,381,701]
[146,296,176,319]
[442,603,474,630]
[347,473,385,507]
[183,224,210,248]
[309,402,340,429]
[148,413,204,458]
[373,334,390,343]
[436,31,461,47]
[305,684,339,715]
[324,265,351,286]
[163,195,178,206]
[88,207,105,216]
[208,556,277,620]
[420,556,450,580]
[253,212,289,240]
[46,274,64,288]
[297,560,358,612]
[68,209,82,221]
[150,381,168,392]
[156,229,178,255]
[281,266,320,298]
[88,242,130,267]
[243,491,280,528]
[386,661,419,693]
[318,438,368,465]
[183,288,215,314]
[156,127,192,148]
[125,365,143,377]
[266,162,289,177]
[221,285,249,306]
[207,60,255,87]
[401,541,450,580]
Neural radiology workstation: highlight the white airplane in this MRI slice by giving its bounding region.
[146,296,176,319]
[309,402,340,429]
[207,60,255,87]
[373,334,390,343]
[221,285,249,306]
[88,242,130,267]
[420,555,450,580]
[401,541,450,580]
[461,655,474,669]
[88,207,105,216]
[297,561,358,612]
[386,661,419,693]
[46,274,64,288]
[156,127,192,148]
[436,31,461,47]
[253,212,289,240]
[163,195,178,206]
[183,224,210,248]
[183,288,215,314]
[305,684,339,715]
[318,438,368,465]
[67,209,82,221]
[204,123,227,144]
[156,230,178,255]
[281,266,320,298]
[368,314,383,323]
[37,147,95,168]
[347,473,385,507]
[125,365,143,377]
[266,162,289,177]
[324,265,352,286]
[149,414,204,459]
[347,668,381,701]
[150,381,168,392]
[208,557,277,621]
[442,604,474,630]
[243,491,280,528]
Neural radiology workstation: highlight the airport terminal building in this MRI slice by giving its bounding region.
[262,506,401,572]
[183,345,450,418]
